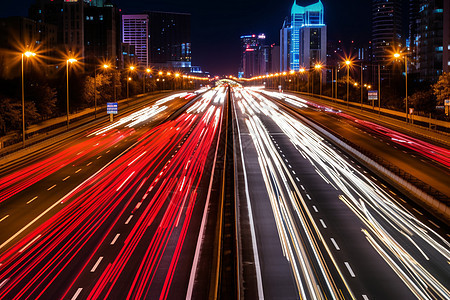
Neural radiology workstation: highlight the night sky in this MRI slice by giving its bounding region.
[2,0,372,75]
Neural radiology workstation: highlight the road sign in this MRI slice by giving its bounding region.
[368,90,378,101]
[107,102,118,114]
[444,99,450,106]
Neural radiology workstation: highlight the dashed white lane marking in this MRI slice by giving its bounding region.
[292,170,296,175]
[312,206,318,213]
[296,177,300,182]
[71,288,83,300]
[135,202,142,210]
[106,150,111,154]
[362,295,369,300]
[63,176,70,181]
[300,185,305,191]
[27,196,38,204]
[125,215,133,225]
[47,185,56,191]
[86,162,92,166]
[320,219,327,229]
[306,194,312,200]
[330,238,340,250]
[344,262,356,277]
[75,169,82,173]
[429,220,440,228]
[110,233,120,245]
[0,215,9,223]
[288,164,292,168]
[97,156,102,160]
[413,208,423,216]
[90,256,103,272]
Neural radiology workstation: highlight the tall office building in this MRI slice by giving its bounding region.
[290,0,327,70]
[122,12,191,69]
[122,14,149,68]
[147,11,191,69]
[29,0,85,58]
[240,34,267,78]
[84,1,121,68]
[372,0,403,65]
[280,18,291,72]
[409,0,445,81]
[444,0,450,73]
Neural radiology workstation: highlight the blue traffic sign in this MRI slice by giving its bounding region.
[107,102,118,114]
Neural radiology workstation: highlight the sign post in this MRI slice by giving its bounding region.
[368,90,378,109]
[445,99,450,116]
[107,102,118,122]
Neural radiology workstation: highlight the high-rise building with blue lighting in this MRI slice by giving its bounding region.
[289,0,327,70]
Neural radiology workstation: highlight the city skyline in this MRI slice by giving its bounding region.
[2,0,375,75]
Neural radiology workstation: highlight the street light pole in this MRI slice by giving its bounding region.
[21,54,25,147]
[66,58,77,129]
[360,64,363,110]
[94,67,97,119]
[405,55,408,123]
[346,63,350,106]
[378,64,381,114]
[21,52,36,147]
[66,60,69,129]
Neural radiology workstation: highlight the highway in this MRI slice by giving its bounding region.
[0,88,226,299]
[233,86,449,299]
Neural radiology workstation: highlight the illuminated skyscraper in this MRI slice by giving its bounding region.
[290,0,327,70]
[240,34,267,78]
[372,0,403,64]
[122,14,149,68]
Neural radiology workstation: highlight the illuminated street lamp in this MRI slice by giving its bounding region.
[345,60,351,106]
[66,58,77,129]
[21,51,36,147]
[315,64,323,97]
[394,52,409,123]
[94,64,110,119]
[127,66,135,99]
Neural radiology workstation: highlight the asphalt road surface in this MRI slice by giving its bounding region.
[233,86,449,300]
[0,88,226,299]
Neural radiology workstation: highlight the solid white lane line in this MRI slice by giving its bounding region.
[71,288,83,300]
[63,176,70,181]
[125,215,133,225]
[110,234,120,245]
[330,238,340,250]
[47,185,56,191]
[90,257,103,272]
[344,262,356,277]
[320,219,327,229]
[27,196,38,204]
[0,215,9,223]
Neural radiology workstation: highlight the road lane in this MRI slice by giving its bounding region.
[234,86,449,299]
